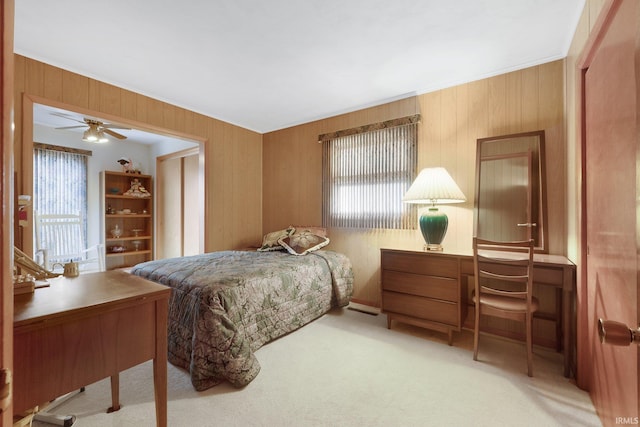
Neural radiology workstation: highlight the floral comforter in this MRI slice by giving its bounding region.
[131,250,353,390]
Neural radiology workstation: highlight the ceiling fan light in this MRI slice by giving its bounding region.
[96,131,108,143]
[82,129,97,142]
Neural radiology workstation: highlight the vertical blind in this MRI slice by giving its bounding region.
[321,116,418,229]
[33,144,90,247]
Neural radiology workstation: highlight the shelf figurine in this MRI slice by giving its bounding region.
[117,157,142,174]
[124,178,151,198]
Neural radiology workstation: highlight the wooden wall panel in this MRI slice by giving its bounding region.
[505,71,523,132]
[263,61,566,313]
[13,55,263,253]
[521,66,539,129]
[61,70,89,107]
[120,89,138,122]
[488,74,508,134]
[42,63,63,102]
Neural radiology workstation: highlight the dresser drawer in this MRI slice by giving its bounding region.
[532,265,564,286]
[382,270,457,302]
[382,291,457,326]
[382,251,458,278]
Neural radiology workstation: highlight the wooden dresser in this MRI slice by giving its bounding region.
[381,249,467,345]
[380,248,576,377]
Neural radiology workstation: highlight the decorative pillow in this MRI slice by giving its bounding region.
[257,226,295,251]
[292,226,328,237]
[278,231,330,256]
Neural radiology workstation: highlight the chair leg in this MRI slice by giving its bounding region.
[473,304,480,361]
[526,312,533,377]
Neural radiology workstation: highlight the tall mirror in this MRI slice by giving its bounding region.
[474,130,548,253]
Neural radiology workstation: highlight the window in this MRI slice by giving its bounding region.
[321,115,419,229]
[33,143,90,247]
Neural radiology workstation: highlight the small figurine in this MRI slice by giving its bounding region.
[117,157,142,174]
[117,157,134,173]
[110,224,122,238]
[124,178,151,198]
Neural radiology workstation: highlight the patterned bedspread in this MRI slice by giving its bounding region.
[131,250,353,390]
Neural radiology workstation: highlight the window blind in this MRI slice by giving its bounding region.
[33,144,90,248]
[321,116,418,229]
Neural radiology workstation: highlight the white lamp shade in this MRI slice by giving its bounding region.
[403,167,466,205]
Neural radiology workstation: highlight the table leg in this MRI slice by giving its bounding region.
[107,374,121,413]
[154,298,169,427]
[562,266,573,378]
[556,288,563,352]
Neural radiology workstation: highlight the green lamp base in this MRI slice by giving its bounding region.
[419,207,448,251]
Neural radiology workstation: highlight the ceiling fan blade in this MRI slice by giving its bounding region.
[55,125,87,130]
[102,123,131,130]
[103,128,127,139]
[50,112,85,124]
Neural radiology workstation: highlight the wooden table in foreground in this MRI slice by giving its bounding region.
[13,270,170,426]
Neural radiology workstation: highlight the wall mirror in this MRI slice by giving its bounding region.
[474,130,548,253]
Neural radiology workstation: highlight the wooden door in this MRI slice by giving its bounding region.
[1,0,14,424]
[156,149,202,259]
[583,0,639,424]
[157,156,182,259]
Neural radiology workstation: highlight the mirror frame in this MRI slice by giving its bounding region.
[474,130,548,253]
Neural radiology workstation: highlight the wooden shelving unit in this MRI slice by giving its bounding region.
[100,171,154,270]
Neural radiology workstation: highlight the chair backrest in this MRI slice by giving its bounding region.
[472,237,535,303]
[35,211,88,268]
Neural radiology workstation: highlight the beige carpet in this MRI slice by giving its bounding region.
[34,308,601,427]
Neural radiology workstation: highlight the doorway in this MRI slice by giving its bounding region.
[22,95,205,265]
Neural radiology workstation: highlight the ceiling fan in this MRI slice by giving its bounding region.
[52,112,130,143]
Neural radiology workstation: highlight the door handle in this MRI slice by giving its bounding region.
[516,223,537,227]
[598,318,640,346]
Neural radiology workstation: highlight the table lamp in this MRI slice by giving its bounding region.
[403,167,466,251]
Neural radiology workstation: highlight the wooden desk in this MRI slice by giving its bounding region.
[381,249,575,377]
[13,271,170,426]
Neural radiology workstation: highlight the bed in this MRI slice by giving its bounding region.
[131,248,353,391]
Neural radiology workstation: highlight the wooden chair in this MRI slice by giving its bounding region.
[34,211,105,273]
[472,237,538,376]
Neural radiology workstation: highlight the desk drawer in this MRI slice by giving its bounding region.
[382,251,458,278]
[382,270,457,302]
[383,291,457,326]
[533,266,563,286]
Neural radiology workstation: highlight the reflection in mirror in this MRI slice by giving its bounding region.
[474,130,547,253]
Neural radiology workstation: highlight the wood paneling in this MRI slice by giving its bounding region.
[263,61,566,318]
[13,55,263,254]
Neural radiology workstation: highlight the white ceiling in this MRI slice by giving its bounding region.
[15,0,585,134]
